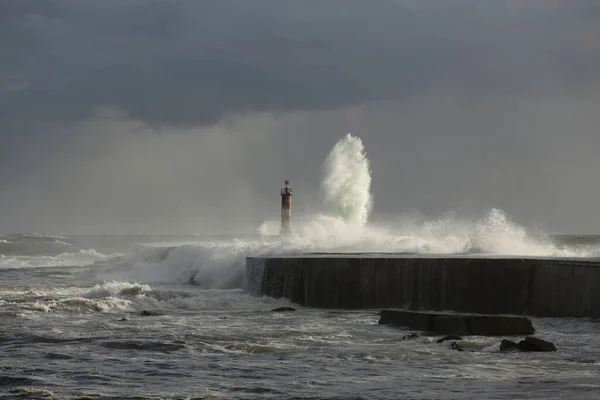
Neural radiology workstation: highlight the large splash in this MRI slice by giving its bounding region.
[101,133,600,290]
[321,133,372,226]
[271,133,373,242]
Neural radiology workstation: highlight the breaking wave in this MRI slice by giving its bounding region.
[94,133,600,290]
[322,133,372,226]
[0,233,72,256]
[22,280,293,313]
[0,249,109,270]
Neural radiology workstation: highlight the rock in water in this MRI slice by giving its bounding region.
[518,336,557,352]
[499,339,520,352]
[140,310,163,317]
[499,337,557,352]
[437,335,463,343]
[402,333,419,340]
[271,307,296,312]
[449,342,464,352]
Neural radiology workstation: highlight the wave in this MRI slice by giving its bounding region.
[96,210,600,294]
[59,248,109,262]
[2,233,67,240]
[100,340,186,353]
[322,133,372,226]
[6,134,599,300]
[100,241,285,289]
[29,297,131,313]
[24,281,149,313]
[0,233,73,257]
[8,387,54,397]
[0,376,40,387]
[94,133,599,291]
[0,249,110,270]
[83,280,151,298]
[18,279,294,314]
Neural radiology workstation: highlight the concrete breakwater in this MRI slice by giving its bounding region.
[246,255,600,317]
[378,309,535,336]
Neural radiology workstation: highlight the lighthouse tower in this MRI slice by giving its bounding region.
[280,180,292,235]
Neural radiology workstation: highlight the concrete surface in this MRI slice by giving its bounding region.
[246,255,600,317]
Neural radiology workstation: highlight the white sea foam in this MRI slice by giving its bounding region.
[82,280,151,298]
[0,248,110,270]
[20,281,138,313]
[28,297,132,313]
[22,278,294,313]
[322,133,372,226]
[131,289,295,311]
[30,301,52,312]
[100,133,599,290]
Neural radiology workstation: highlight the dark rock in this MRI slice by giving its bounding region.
[499,337,557,352]
[219,316,228,320]
[401,333,419,340]
[499,339,520,352]
[271,307,296,312]
[120,317,128,321]
[518,336,557,352]
[449,341,464,352]
[437,335,463,343]
[140,310,163,317]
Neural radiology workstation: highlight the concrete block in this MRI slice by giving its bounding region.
[432,316,468,335]
[379,309,535,336]
[378,309,433,331]
[467,315,534,336]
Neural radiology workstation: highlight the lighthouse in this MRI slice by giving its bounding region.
[280,180,292,235]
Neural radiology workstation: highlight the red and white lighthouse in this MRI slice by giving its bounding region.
[280,180,292,235]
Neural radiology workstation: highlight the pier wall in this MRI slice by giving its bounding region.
[245,256,600,317]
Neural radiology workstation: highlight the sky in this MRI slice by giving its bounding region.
[1,0,600,234]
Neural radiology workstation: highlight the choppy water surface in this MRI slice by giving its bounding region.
[1,233,600,399]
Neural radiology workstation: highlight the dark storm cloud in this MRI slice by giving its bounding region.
[2,0,599,129]
[1,0,600,234]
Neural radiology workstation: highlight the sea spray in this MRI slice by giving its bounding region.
[258,133,374,240]
[107,213,595,292]
[101,134,600,290]
[321,133,373,226]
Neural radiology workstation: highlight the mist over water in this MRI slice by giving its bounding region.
[2,133,598,291]
[258,133,597,256]
[92,133,599,291]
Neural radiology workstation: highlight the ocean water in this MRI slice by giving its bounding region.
[1,232,600,400]
[2,135,600,399]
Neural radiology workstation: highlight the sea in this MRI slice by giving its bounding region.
[1,232,600,400]
[3,135,600,399]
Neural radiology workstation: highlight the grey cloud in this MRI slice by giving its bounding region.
[1,1,600,234]
[3,0,600,129]
[6,92,600,235]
